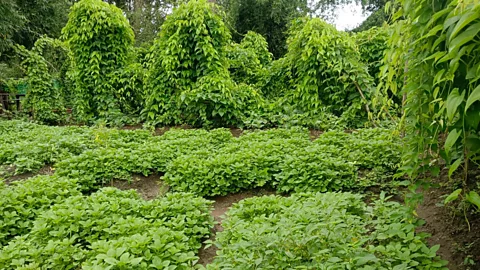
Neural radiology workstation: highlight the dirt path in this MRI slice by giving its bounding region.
[416,186,480,270]
[2,165,54,185]
[110,173,167,200]
[197,188,277,265]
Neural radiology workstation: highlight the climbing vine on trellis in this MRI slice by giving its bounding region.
[62,0,134,122]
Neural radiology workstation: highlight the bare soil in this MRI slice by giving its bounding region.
[309,129,324,140]
[230,128,243,138]
[110,173,167,200]
[2,165,54,185]
[197,188,277,266]
[416,184,480,270]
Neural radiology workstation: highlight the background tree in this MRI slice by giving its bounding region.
[8,0,71,50]
[217,0,310,58]
[1,0,72,91]
[218,0,369,58]
[0,0,25,56]
[103,0,184,46]
[353,0,389,31]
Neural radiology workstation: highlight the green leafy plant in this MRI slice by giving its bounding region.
[275,145,358,193]
[0,188,213,269]
[380,0,480,209]
[14,37,70,124]
[286,18,374,120]
[0,120,152,175]
[164,127,402,195]
[209,192,448,269]
[354,26,389,84]
[62,0,135,122]
[143,0,261,127]
[227,31,272,85]
[0,175,81,245]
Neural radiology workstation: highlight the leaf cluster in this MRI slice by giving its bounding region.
[380,0,480,192]
[1,121,402,195]
[0,188,213,269]
[0,175,81,245]
[209,192,447,269]
[62,0,135,122]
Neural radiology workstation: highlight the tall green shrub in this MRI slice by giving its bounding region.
[15,37,70,123]
[355,26,388,84]
[144,0,259,127]
[286,18,373,119]
[227,31,272,85]
[62,0,134,121]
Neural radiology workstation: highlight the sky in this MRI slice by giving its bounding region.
[332,3,369,31]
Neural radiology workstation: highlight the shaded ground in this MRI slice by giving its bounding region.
[416,183,480,270]
[2,165,54,185]
[309,129,324,140]
[197,188,277,266]
[230,128,243,138]
[110,173,167,200]
[124,125,244,138]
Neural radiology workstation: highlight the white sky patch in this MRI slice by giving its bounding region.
[333,3,369,31]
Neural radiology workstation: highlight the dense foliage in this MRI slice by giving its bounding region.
[63,0,135,122]
[284,18,373,123]
[0,175,81,245]
[15,37,71,123]
[0,120,150,174]
[1,0,383,129]
[3,0,479,267]
[0,0,71,55]
[210,192,447,269]
[354,27,388,84]
[144,0,261,127]
[0,188,213,268]
[381,0,480,208]
[227,31,272,85]
[1,121,401,195]
[0,120,453,267]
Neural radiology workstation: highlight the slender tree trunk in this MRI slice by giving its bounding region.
[132,0,144,40]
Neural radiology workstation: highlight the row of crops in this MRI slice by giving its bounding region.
[0,120,448,268]
[1,121,400,194]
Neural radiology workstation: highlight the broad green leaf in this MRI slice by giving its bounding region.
[448,22,480,53]
[444,189,462,204]
[104,257,119,265]
[130,257,143,265]
[465,84,480,112]
[445,89,464,121]
[466,191,480,209]
[356,254,378,266]
[448,158,463,178]
[449,11,479,42]
[445,129,461,154]
[443,14,461,31]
